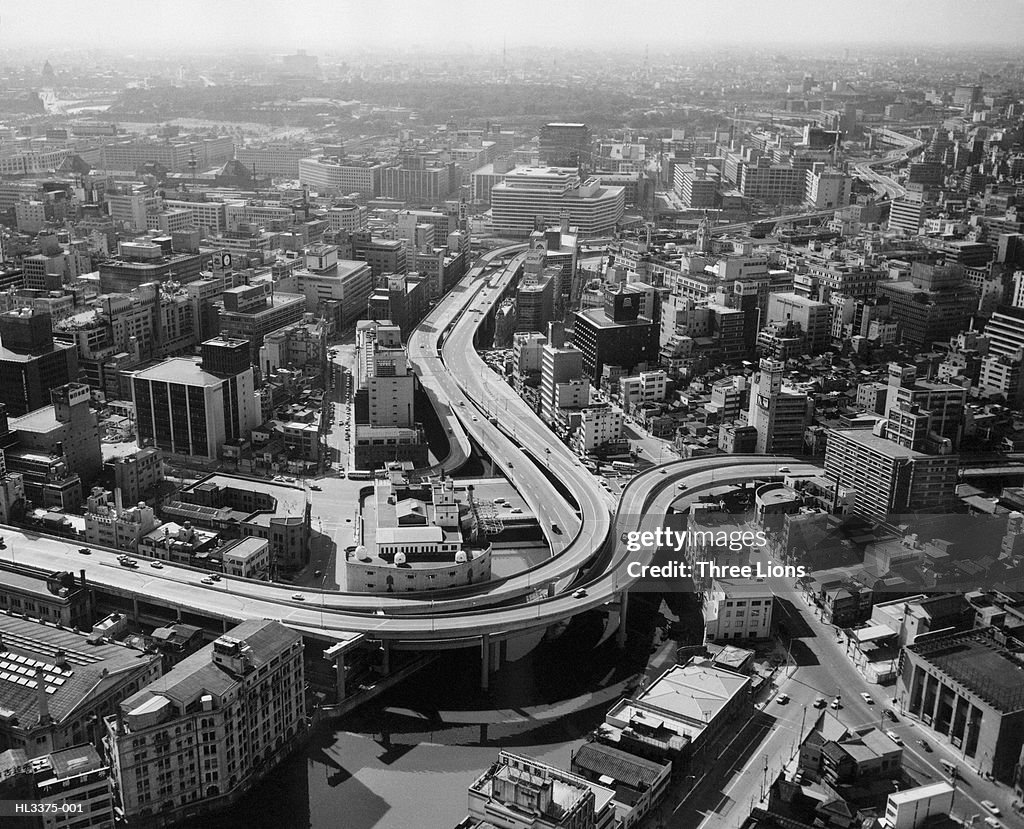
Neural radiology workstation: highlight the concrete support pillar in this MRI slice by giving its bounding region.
[334,652,346,701]
[480,633,491,691]
[616,590,630,648]
[490,638,502,672]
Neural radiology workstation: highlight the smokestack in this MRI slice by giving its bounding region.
[35,666,50,724]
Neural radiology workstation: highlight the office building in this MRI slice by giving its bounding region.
[132,338,259,461]
[0,309,78,416]
[538,122,592,168]
[10,383,103,484]
[235,143,321,179]
[824,429,957,519]
[516,269,556,333]
[298,156,383,195]
[764,292,830,354]
[216,284,306,358]
[573,287,657,388]
[888,199,927,235]
[897,628,1024,783]
[109,447,164,504]
[281,245,374,329]
[540,324,586,424]
[491,167,623,237]
[573,404,624,455]
[0,613,163,758]
[105,620,304,828]
[876,263,977,349]
[746,359,812,455]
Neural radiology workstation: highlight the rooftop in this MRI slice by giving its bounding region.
[0,613,158,729]
[908,628,1024,713]
[132,357,223,388]
[120,619,299,723]
[636,661,749,727]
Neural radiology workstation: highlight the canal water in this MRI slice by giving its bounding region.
[192,600,664,829]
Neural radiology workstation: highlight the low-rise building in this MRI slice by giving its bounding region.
[0,613,162,758]
[702,578,775,642]
[459,750,617,829]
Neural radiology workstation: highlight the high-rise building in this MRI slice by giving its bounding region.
[0,309,78,416]
[824,429,957,519]
[538,122,592,169]
[104,620,304,827]
[540,323,586,424]
[572,286,657,388]
[10,383,103,484]
[745,359,813,455]
[132,337,259,460]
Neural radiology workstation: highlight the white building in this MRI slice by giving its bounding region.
[619,370,668,413]
[298,156,383,195]
[574,404,624,454]
[490,166,624,237]
[881,782,954,829]
[702,578,775,642]
[220,537,270,580]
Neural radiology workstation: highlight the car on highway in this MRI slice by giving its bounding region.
[291,593,305,601]
[885,730,903,745]
[982,801,1001,816]
[150,561,164,569]
[551,523,562,534]
[860,693,874,704]
[572,589,587,599]
[775,693,790,705]
[78,547,91,555]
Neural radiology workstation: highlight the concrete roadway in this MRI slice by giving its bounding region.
[0,457,809,643]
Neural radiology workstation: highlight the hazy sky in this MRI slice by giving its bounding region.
[4,0,1024,52]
